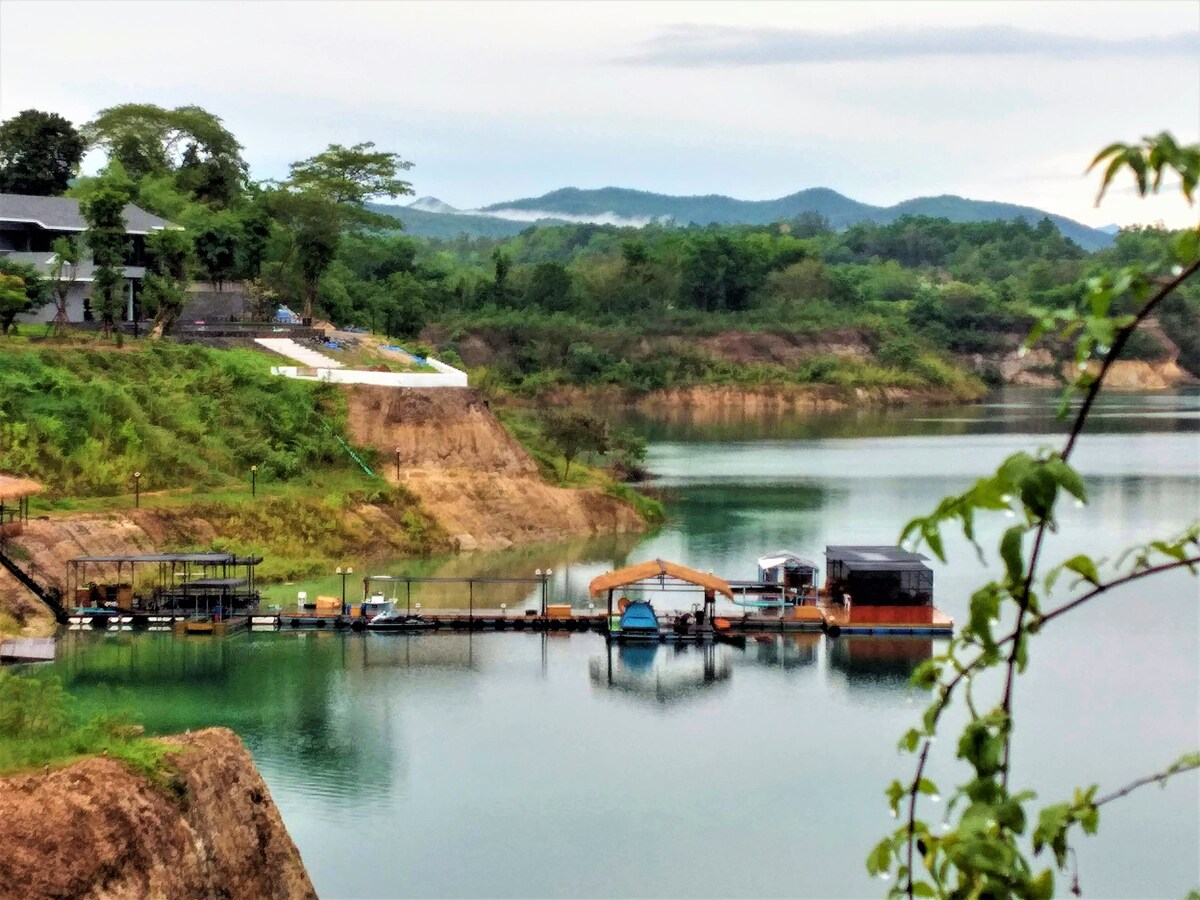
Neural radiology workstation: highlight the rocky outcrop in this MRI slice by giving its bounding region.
[0,728,315,900]
[341,386,645,551]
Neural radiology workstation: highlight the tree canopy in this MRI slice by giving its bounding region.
[0,109,86,196]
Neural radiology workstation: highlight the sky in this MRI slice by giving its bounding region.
[1,0,1198,227]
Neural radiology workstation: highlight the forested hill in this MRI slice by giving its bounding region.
[373,186,1115,250]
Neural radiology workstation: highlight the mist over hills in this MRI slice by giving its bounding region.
[372,186,1115,250]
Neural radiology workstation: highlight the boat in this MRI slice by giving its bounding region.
[612,600,664,642]
[366,603,437,632]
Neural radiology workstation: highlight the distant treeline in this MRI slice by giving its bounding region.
[2,104,1195,393]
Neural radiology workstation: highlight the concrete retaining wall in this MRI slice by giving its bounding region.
[270,359,468,387]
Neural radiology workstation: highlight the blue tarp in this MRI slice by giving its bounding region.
[619,601,659,632]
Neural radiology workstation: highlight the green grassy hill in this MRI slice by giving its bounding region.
[0,340,352,498]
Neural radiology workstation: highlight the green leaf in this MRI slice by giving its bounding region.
[1062,554,1100,585]
[911,881,936,897]
[866,837,893,876]
[1045,457,1087,503]
[917,777,939,797]
[999,526,1026,586]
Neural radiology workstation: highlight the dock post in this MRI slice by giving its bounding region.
[469,580,474,622]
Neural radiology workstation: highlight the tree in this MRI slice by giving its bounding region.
[143,228,193,338]
[269,191,340,320]
[193,218,240,289]
[0,109,86,196]
[286,141,413,211]
[80,185,132,337]
[679,234,764,312]
[0,262,48,334]
[542,411,608,480]
[236,201,274,280]
[869,132,1200,899]
[381,272,427,338]
[524,261,574,312]
[82,103,246,203]
[48,236,81,336]
[273,142,413,318]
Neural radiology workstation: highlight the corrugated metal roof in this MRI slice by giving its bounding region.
[0,193,173,234]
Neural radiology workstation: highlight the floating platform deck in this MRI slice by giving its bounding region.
[60,605,952,638]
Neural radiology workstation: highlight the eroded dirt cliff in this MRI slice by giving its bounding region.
[342,386,644,550]
[0,728,315,900]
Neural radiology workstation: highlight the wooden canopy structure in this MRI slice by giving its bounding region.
[0,476,43,500]
[588,558,734,600]
[0,475,43,537]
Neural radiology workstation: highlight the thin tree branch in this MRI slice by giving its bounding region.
[1094,759,1200,809]
[901,553,1200,878]
[999,257,1200,786]
[905,739,933,899]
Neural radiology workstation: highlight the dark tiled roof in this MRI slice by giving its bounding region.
[0,193,173,234]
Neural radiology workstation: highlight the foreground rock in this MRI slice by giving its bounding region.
[0,728,315,900]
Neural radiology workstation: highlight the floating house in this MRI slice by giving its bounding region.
[825,545,933,605]
[821,545,950,635]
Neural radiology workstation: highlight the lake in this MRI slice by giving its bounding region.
[38,389,1200,898]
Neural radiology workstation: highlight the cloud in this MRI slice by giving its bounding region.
[625,24,1199,67]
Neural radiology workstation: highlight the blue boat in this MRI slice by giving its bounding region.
[618,601,661,638]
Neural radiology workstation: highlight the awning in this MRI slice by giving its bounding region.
[588,558,734,599]
[0,475,43,500]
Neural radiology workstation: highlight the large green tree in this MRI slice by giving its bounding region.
[286,141,413,212]
[274,142,414,318]
[82,104,246,204]
[0,109,86,196]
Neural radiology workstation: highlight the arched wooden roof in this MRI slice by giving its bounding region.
[588,558,734,599]
[0,475,43,500]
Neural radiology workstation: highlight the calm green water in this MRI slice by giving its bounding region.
[34,390,1200,898]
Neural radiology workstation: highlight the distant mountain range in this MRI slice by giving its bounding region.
[371,186,1116,250]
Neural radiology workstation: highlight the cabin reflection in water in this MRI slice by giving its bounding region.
[828,636,933,689]
[589,643,732,705]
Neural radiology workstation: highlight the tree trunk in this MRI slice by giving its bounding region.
[303,280,316,320]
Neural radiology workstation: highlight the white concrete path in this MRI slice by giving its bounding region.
[255,337,343,368]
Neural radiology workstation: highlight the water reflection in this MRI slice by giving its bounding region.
[743,633,820,671]
[589,642,732,705]
[828,636,934,693]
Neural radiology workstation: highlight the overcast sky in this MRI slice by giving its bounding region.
[1,1,1197,227]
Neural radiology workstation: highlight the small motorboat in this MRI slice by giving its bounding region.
[366,606,437,632]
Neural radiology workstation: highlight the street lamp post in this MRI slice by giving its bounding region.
[336,566,353,616]
[395,447,402,481]
[133,471,141,509]
[251,465,258,498]
[535,568,554,615]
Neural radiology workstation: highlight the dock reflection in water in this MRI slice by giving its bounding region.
[589,642,732,705]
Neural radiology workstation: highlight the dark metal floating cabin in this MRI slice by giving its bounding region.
[825,545,933,605]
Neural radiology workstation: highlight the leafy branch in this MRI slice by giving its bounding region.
[870,131,1200,899]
